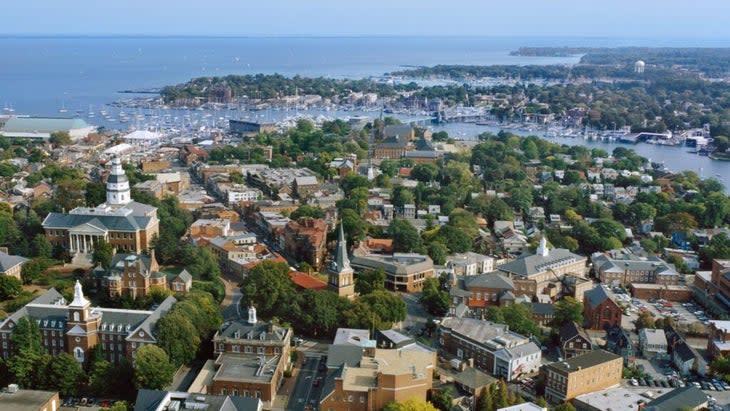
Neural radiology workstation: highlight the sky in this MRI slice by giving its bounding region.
[3,0,730,39]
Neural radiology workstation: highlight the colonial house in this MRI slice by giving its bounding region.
[94,253,192,298]
[558,321,593,359]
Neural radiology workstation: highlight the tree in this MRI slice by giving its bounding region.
[429,387,453,411]
[355,269,385,295]
[241,261,297,319]
[701,233,730,265]
[411,164,440,183]
[85,182,107,207]
[156,310,201,367]
[7,318,48,388]
[340,209,368,242]
[101,401,131,411]
[47,353,84,396]
[133,345,175,389]
[290,204,325,220]
[436,224,473,253]
[392,187,415,209]
[295,290,347,338]
[476,386,493,411]
[554,403,577,411]
[49,131,72,146]
[0,276,22,301]
[489,304,542,339]
[553,297,584,326]
[92,238,114,269]
[389,219,423,253]
[31,234,52,259]
[635,311,655,331]
[382,398,438,411]
[186,246,221,281]
[427,241,449,265]
[420,277,450,317]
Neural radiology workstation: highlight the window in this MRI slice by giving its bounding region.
[255,391,261,399]
[75,337,81,343]
[74,347,84,362]
[221,388,227,395]
[348,395,353,402]
[274,347,280,354]
[218,343,225,351]
[233,345,240,353]
[245,346,252,353]
[233,389,239,396]
[73,312,80,322]
[257,347,264,354]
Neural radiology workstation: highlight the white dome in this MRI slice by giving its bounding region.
[635,60,646,67]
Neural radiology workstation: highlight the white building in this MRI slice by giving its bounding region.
[493,341,542,381]
[122,130,163,147]
[639,328,668,359]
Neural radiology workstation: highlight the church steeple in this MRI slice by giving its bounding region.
[536,236,550,257]
[106,157,131,206]
[329,223,355,298]
[69,280,90,308]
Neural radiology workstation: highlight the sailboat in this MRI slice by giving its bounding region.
[58,101,68,114]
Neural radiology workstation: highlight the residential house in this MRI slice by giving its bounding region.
[639,328,668,360]
[558,321,593,359]
[541,350,623,404]
[707,320,730,360]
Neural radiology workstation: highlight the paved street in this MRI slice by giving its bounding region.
[288,356,326,411]
[400,292,429,334]
[220,275,243,321]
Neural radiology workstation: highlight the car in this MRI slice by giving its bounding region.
[660,380,669,388]
[651,380,659,387]
[88,398,97,407]
[313,377,322,387]
[693,382,702,388]
[638,378,646,386]
[714,383,724,391]
[631,378,638,386]
[722,382,730,390]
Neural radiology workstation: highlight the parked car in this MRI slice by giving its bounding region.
[631,378,638,386]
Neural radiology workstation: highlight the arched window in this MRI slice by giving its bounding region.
[74,347,84,362]
[73,312,80,322]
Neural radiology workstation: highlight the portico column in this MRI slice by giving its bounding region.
[70,234,75,252]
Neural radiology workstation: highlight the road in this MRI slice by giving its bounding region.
[288,356,326,411]
[400,292,429,334]
[220,275,243,321]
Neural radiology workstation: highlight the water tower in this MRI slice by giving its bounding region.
[634,60,646,74]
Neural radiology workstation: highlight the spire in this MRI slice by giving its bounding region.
[70,280,90,307]
[335,224,352,274]
[106,156,131,206]
[537,236,549,257]
[248,306,257,325]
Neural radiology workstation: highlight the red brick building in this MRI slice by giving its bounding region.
[283,217,328,270]
[583,285,622,331]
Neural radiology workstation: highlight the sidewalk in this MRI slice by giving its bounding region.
[272,349,305,410]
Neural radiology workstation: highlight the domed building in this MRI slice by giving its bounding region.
[634,60,646,74]
[42,157,159,264]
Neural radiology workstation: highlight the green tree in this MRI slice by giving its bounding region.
[295,290,347,338]
[92,238,114,269]
[7,318,49,388]
[156,310,201,367]
[382,398,438,411]
[101,401,131,411]
[133,345,175,390]
[0,276,22,300]
[411,163,440,183]
[429,387,453,411]
[392,187,416,209]
[554,403,577,411]
[553,297,584,326]
[701,233,730,265]
[47,353,84,396]
[290,204,325,220]
[355,269,386,295]
[635,311,656,331]
[49,131,72,146]
[241,261,297,318]
[489,304,542,338]
[420,277,450,317]
[186,246,221,281]
[427,241,449,265]
[340,209,368,242]
[476,386,493,411]
[85,182,107,207]
[389,218,423,253]
[436,224,473,253]
[31,234,53,259]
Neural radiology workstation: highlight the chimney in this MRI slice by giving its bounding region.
[467,358,475,368]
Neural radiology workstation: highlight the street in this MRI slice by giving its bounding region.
[220,276,243,321]
[288,356,326,411]
[400,292,429,334]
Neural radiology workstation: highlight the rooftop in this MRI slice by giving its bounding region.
[645,386,708,411]
[544,349,622,375]
[573,387,647,411]
[0,389,58,411]
[213,353,280,383]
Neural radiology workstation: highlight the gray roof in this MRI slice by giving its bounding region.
[403,150,441,159]
[326,344,363,369]
[584,285,613,308]
[544,349,621,376]
[646,386,707,411]
[0,389,60,411]
[127,296,177,342]
[592,253,678,276]
[42,211,152,232]
[175,269,193,282]
[0,252,28,272]
[674,340,695,362]
[331,224,352,274]
[440,317,510,343]
[498,248,584,278]
[527,302,555,316]
[1,116,89,133]
[350,253,433,276]
[383,125,413,138]
[454,367,497,390]
[134,389,262,411]
[464,272,514,290]
[559,321,591,343]
[319,364,344,403]
[216,319,289,342]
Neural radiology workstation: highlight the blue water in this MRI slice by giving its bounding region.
[0,36,583,115]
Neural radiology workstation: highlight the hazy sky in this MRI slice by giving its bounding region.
[4,0,730,39]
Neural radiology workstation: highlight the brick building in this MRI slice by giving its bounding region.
[459,272,516,316]
[591,252,680,287]
[438,317,541,381]
[0,284,175,364]
[583,285,622,331]
[283,218,328,271]
[710,259,730,309]
[94,253,192,298]
[542,350,623,404]
[204,307,292,407]
[497,238,587,301]
[0,250,28,281]
[350,253,434,293]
